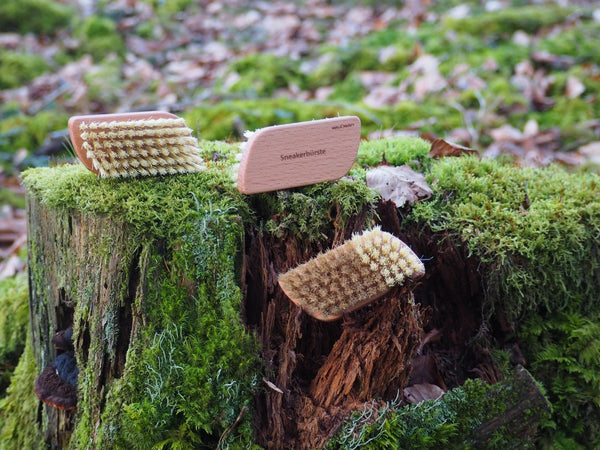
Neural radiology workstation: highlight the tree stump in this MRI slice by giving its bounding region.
[20,154,555,448]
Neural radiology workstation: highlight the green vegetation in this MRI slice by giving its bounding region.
[0,333,44,449]
[443,5,574,37]
[0,51,49,90]
[411,157,600,325]
[183,98,381,141]
[0,0,73,35]
[521,311,600,448]
[74,16,126,61]
[0,274,29,396]
[21,161,261,447]
[0,106,70,170]
[328,373,550,449]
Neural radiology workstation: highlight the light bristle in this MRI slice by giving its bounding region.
[79,117,205,178]
[278,226,425,321]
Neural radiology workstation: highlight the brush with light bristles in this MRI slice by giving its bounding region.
[278,227,425,321]
[68,111,205,178]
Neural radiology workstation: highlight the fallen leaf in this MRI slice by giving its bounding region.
[403,383,445,404]
[579,142,600,164]
[565,75,585,98]
[366,165,432,208]
[531,50,575,70]
[429,138,478,158]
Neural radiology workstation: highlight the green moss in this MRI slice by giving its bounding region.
[0,331,44,449]
[23,157,261,447]
[537,20,600,65]
[139,0,194,16]
[0,51,49,90]
[534,97,595,131]
[22,164,248,241]
[225,53,304,97]
[443,5,575,38]
[0,0,73,35]
[405,155,600,446]
[356,136,431,168]
[0,188,25,210]
[0,107,69,162]
[328,373,549,449]
[0,274,29,396]
[251,177,378,242]
[184,98,382,141]
[74,16,125,61]
[82,59,125,108]
[411,157,600,323]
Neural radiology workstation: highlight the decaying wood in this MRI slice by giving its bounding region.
[245,213,426,449]
[310,288,421,409]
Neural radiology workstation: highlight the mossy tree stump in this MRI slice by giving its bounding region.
[17,136,588,448]
[23,163,262,448]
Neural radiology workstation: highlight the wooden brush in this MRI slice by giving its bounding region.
[278,227,425,321]
[68,111,205,178]
[237,116,361,194]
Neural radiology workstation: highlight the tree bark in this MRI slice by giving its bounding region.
[27,192,144,447]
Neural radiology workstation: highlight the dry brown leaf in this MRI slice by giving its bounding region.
[429,138,478,158]
[579,142,600,164]
[403,383,445,404]
[366,165,432,208]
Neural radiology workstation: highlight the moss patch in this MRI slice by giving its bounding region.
[0,0,73,35]
[0,331,43,449]
[410,156,600,324]
[327,369,550,449]
[0,273,29,396]
[22,160,261,447]
[0,51,49,90]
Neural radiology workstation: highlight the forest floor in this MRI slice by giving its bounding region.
[2,0,600,278]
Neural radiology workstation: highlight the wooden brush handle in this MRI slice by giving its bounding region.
[68,111,180,174]
[237,116,361,194]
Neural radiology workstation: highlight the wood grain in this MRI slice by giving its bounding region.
[237,116,361,194]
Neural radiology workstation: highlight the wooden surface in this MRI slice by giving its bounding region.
[237,116,361,194]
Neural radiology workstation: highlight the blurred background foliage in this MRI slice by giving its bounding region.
[0,0,599,175]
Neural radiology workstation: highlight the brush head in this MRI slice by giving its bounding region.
[68,111,205,178]
[278,227,425,321]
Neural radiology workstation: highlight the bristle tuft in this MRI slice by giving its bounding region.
[278,226,424,321]
[79,117,205,178]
